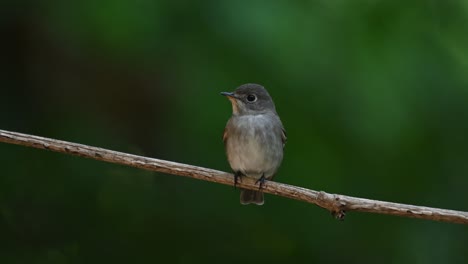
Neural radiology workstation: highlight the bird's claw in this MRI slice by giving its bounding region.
[255,174,266,190]
[234,171,243,189]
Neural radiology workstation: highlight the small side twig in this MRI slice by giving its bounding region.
[0,129,467,225]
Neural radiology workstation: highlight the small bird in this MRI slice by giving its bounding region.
[221,83,286,205]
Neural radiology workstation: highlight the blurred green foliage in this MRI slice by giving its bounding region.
[1,0,468,263]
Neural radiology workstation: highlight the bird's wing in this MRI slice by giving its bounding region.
[223,127,228,145]
[281,127,287,148]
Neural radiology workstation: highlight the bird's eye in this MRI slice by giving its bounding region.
[246,94,257,102]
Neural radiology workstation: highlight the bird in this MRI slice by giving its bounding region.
[221,83,286,205]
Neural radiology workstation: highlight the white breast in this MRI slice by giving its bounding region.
[225,114,284,179]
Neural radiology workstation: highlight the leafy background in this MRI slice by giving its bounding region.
[1,1,468,263]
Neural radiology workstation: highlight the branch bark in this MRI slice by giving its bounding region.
[1,129,467,225]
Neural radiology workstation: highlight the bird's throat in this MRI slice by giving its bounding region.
[229,98,240,115]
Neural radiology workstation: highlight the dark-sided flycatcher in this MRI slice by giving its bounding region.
[221,83,286,205]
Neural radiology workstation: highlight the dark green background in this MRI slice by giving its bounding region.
[1,1,468,263]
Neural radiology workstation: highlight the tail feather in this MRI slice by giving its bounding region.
[240,189,264,205]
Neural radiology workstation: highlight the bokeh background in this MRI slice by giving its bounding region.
[1,1,468,263]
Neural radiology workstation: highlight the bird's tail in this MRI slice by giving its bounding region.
[240,189,264,205]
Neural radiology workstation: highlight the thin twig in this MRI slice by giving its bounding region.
[0,129,467,225]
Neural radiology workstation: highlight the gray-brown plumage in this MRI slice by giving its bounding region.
[221,83,286,205]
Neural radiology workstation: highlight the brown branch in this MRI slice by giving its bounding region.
[1,129,467,225]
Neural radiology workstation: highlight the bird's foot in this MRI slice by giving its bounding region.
[255,174,267,190]
[234,171,243,189]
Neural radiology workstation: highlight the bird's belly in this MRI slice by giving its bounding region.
[226,133,282,179]
[228,141,276,178]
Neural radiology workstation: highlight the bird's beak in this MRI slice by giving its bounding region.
[220,92,237,98]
